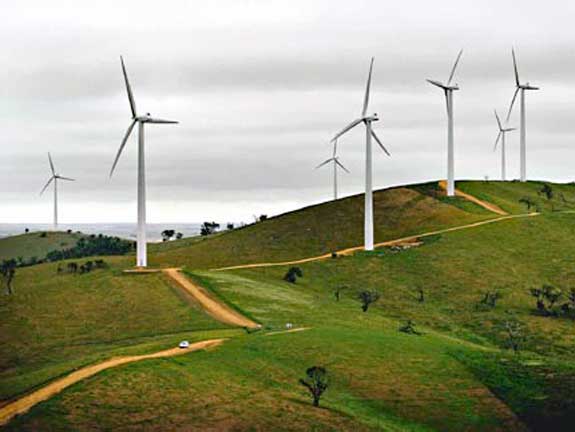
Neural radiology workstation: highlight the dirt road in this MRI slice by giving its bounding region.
[438,180,508,215]
[212,212,538,271]
[163,268,260,329]
[0,339,224,427]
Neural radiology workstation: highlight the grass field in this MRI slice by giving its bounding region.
[3,181,575,431]
[0,231,84,262]
[150,184,494,270]
[0,261,231,401]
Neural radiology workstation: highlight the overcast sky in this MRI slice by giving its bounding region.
[1,0,574,223]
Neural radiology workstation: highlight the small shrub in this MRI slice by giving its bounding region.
[503,319,524,354]
[399,320,421,335]
[283,267,303,284]
[358,290,380,312]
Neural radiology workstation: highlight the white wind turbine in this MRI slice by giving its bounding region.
[110,56,178,268]
[493,109,516,181]
[315,139,350,201]
[506,48,539,182]
[427,49,463,197]
[40,153,75,230]
[330,57,391,251]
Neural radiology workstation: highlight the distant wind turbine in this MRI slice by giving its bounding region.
[506,48,539,183]
[493,109,516,181]
[427,49,463,197]
[315,140,350,201]
[110,56,178,268]
[40,153,75,230]
[330,57,391,251]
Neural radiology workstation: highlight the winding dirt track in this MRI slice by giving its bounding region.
[438,180,508,215]
[163,268,260,329]
[0,339,224,426]
[212,212,539,272]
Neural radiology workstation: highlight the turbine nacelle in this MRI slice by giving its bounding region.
[363,113,379,122]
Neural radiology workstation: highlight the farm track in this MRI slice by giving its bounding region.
[0,339,225,426]
[163,268,260,329]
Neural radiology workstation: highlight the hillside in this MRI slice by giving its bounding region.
[0,231,84,263]
[150,180,575,270]
[3,180,575,431]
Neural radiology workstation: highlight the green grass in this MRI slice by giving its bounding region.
[4,180,575,431]
[457,180,575,214]
[150,184,493,270]
[0,261,229,400]
[0,231,85,262]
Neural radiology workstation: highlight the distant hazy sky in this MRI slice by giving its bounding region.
[1,0,574,223]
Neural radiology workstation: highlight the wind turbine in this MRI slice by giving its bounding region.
[110,56,178,268]
[493,109,516,181]
[40,153,75,230]
[330,57,391,251]
[506,48,539,182]
[315,140,350,200]
[427,49,463,197]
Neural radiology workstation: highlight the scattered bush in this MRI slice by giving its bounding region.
[283,267,303,284]
[226,223,235,230]
[299,366,328,407]
[161,229,176,241]
[519,197,535,211]
[39,232,47,238]
[503,319,524,354]
[477,291,501,309]
[200,222,220,236]
[358,290,380,312]
[531,285,562,316]
[415,287,425,303]
[399,320,421,335]
[1,259,17,295]
[540,183,554,200]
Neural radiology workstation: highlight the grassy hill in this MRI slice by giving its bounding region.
[0,261,235,402]
[150,180,575,270]
[0,231,84,262]
[3,180,575,431]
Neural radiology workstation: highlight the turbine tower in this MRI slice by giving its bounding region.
[506,48,539,182]
[110,56,178,268]
[427,49,463,197]
[315,139,350,200]
[330,57,391,251]
[40,153,75,230]
[493,110,516,181]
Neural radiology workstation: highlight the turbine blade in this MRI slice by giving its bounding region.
[427,79,446,89]
[506,127,517,132]
[335,158,350,173]
[512,48,520,87]
[330,118,363,142]
[332,139,337,158]
[48,152,55,175]
[493,131,502,151]
[494,109,503,130]
[447,49,463,86]
[444,89,450,116]
[57,176,75,181]
[362,57,374,117]
[506,87,520,122]
[371,129,391,156]
[110,119,137,177]
[147,118,179,124]
[40,176,54,195]
[120,56,137,118]
[315,158,333,169]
